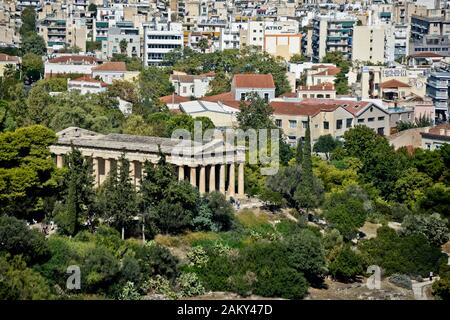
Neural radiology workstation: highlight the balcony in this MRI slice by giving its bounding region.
[435,101,449,110]
[427,80,448,89]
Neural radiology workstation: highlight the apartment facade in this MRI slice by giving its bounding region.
[101,23,141,60]
[352,25,386,65]
[312,14,357,62]
[143,21,183,66]
[426,71,450,122]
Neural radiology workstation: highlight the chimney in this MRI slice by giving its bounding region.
[423,127,430,133]
[439,128,446,135]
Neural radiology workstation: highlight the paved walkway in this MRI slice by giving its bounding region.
[411,277,439,300]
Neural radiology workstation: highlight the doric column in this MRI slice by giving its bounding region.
[56,154,64,168]
[93,157,99,188]
[199,166,206,194]
[238,162,245,197]
[219,164,226,194]
[190,166,197,187]
[104,158,111,179]
[209,165,216,192]
[178,165,184,181]
[135,162,142,187]
[130,161,136,186]
[228,163,235,196]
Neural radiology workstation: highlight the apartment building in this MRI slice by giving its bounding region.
[426,71,450,122]
[263,20,302,61]
[0,54,20,77]
[421,124,450,150]
[312,13,358,62]
[143,21,183,66]
[410,9,450,56]
[101,22,141,60]
[352,25,386,64]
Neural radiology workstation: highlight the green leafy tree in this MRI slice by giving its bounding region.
[55,147,96,236]
[22,53,43,83]
[418,183,450,218]
[21,33,47,56]
[328,245,364,282]
[119,39,128,54]
[0,216,50,264]
[197,38,209,53]
[322,52,350,94]
[0,125,61,218]
[401,213,449,247]
[0,254,52,299]
[313,134,342,159]
[413,148,445,181]
[206,71,231,96]
[98,155,138,239]
[237,93,276,131]
[392,167,433,207]
[323,186,369,240]
[359,226,445,276]
[19,7,36,37]
[289,54,307,64]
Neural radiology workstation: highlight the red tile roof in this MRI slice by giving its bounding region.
[314,66,341,76]
[0,53,20,63]
[410,52,443,58]
[70,75,108,87]
[159,94,190,104]
[232,73,275,89]
[92,61,127,72]
[201,91,235,102]
[380,79,410,89]
[48,55,100,64]
[270,101,340,117]
[298,82,335,91]
[280,92,298,98]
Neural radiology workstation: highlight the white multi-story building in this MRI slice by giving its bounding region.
[143,21,183,66]
[101,22,141,60]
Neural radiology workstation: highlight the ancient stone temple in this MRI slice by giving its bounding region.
[50,127,246,197]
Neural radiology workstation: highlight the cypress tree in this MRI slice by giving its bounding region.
[59,146,95,236]
[302,117,313,188]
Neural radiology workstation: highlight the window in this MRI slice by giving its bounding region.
[336,119,343,129]
[323,121,329,130]
[183,87,187,94]
[275,119,282,127]
[346,118,353,128]
[368,117,375,122]
[302,121,308,129]
[358,118,365,123]
[240,93,246,100]
[289,120,297,128]
[325,94,330,98]
[378,116,385,121]
[264,93,269,102]
[377,127,385,135]
[302,94,307,98]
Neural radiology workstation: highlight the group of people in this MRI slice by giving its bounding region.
[229,197,241,210]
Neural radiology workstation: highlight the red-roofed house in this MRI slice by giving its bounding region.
[92,61,127,84]
[231,73,276,101]
[297,82,336,99]
[379,79,412,101]
[159,94,190,110]
[68,76,108,94]
[44,55,101,78]
[270,99,390,145]
[306,65,341,86]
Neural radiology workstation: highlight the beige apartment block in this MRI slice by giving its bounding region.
[352,26,386,65]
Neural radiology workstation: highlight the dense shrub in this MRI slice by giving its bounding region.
[0,215,50,264]
[359,226,445,277]
[0,254,52,300]
[401,213,449,246]
[388,274,412,289]
[328,246,364,282]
